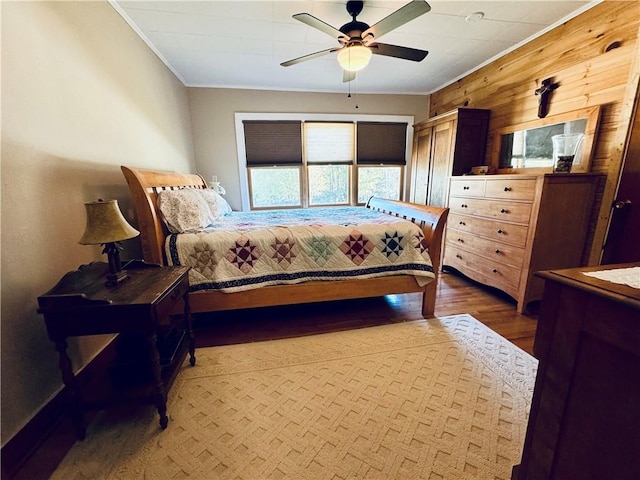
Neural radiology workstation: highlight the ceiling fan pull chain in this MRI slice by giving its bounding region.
[355,77,359,109]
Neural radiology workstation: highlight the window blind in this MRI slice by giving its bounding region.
[243,120,303,166]
[356,122,407,165]
[305,122,355,165]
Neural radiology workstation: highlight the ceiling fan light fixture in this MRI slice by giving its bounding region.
[337,45,372,72]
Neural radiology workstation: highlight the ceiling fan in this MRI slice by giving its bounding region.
[281,0,431,82]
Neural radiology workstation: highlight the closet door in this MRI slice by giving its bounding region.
[602,92,640,264]
[427,119,456,207]
[410,125,433,204]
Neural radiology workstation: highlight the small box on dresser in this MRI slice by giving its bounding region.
[443,173,602,313]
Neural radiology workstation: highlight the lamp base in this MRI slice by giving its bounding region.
[103,241,130,286]
[105,268,130,287]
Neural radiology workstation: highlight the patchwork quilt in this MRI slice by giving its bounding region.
[166,206,435,293]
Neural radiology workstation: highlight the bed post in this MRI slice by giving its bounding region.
[422,281,438,318]
[419,204,448,318]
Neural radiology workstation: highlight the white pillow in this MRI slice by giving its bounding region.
[157,189,216,233]
[200,189,232,217]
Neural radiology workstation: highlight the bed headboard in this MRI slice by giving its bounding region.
[121,166,449,272]
[121,166,208,264]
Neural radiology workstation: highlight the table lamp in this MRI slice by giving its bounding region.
[79,199,140,286]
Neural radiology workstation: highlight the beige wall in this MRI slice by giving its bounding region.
[1,1,195,443]
[188,88,429,210]
[0,0,428,447]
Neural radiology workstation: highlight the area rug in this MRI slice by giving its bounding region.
[50,314,538,480]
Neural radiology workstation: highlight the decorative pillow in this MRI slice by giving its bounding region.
[157,189,216,233]
[200,189,233,218]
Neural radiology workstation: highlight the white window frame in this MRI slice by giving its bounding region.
[235,113,414,212]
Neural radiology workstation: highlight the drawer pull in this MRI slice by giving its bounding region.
[500,208,508,214]
[492,268,498,273]
[495,249,501,254]
[461,204,468,208]
[459,221,466,226]
[497,229,504,234]
[463,186,470,190]
[456,254,462,259]
[457,238,464,242]
[504,187,512,192]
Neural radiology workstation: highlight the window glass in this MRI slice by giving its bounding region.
[357,166,402,204]
[249,167,301,208]
[308,165,350,206]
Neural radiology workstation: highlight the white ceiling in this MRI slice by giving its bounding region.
[111,0,596,95]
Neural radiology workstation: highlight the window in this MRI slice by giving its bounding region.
[305,122,353,206]
[356,122,407,203]
[238,114,412,210]
[243,120,303,209]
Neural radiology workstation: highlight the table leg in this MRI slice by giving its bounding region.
[183,291,196,366]
[54,338,86,440]
[146,331,168,429]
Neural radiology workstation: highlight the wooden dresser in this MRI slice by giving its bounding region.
[513,263,640,480]
[443,173,601,312]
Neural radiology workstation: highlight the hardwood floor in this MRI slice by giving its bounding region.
[9,271,537,480]
[194,270,538,355]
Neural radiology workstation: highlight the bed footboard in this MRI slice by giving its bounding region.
[366,197,449,317]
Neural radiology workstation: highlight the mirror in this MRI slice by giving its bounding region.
[496,106,600,173]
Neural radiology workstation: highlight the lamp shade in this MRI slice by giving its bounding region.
[79,199,139,245]
[337,45,372,72]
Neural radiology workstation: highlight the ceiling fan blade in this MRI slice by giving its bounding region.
[280,47,340,67]
[370,43,428,62]
[293,13,349,43]
[362,0,431,45]
[343,70,356,83]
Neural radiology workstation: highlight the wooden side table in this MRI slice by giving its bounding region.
[37,260,196,440]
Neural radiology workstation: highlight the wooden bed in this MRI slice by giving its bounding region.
[121,166,449,317]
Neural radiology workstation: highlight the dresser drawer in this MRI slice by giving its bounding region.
[446,230,525,269]
[447,213,529,248]
[444,245,521,298]
[484,178,537,201]
[449,178,485,197]
[155,275,190,325]
[449,197,533,224]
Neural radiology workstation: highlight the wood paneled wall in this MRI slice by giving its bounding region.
[429,1,640,263]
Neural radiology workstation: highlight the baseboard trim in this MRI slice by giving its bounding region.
[1,340,116,480]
